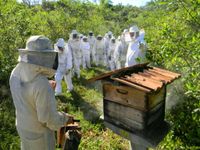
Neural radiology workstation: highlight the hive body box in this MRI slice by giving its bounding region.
[103,82,166,131]
[89,63,181,133]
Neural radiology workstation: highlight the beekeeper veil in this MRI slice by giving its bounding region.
[129,25,139,38]
[70,30,78,39]
[18,35,57,77]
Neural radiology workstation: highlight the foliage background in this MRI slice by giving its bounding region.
[0,0,199,149]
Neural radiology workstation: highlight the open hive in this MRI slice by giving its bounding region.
[89,63,181,132]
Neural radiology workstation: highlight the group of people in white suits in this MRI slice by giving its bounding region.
[54,25,147,95]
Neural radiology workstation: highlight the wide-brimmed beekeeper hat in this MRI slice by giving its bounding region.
[107,31,112,35]
[56,38,65,48]
[18,35,57,68]
[123,29,128,33]
[129,25,139,33]
[71,30,78,34]
[18,35,57,52]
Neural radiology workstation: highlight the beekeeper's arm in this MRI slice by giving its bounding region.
[35,78,71,130]
[93,42,97,55]
[114,43,121,61]
[68,42,74,66]
[66,44,73,71]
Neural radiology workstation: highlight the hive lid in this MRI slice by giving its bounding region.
[88,63,181,93]
[88,63,149,82]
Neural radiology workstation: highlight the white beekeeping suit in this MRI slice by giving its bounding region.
[68,30,81,78]
[137,29,147,63]
[120,29,129,67]
[108,37,117,70]
[125,26,141,67]
[88,31,96,64]
[114,36,124,69]
[9,35,73,150]
[80,36,91,69]
[103,31,113,67]
[79,34,83,40]
[54,38,73,95]
[94,35,105,66]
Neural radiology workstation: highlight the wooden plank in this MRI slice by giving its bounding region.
[138,72,168,84]
[103,83,147,111]
[148,86,166,109]
[131,74,163,88]
[152,67,181,78]
[123,76,160,91]
[104,100,145,123]
[143,70,172,83]
[88,63,149,82]
[148,69,181,84]
[111,77,152,93]
[148,69,177,79]
[104,100,165,130]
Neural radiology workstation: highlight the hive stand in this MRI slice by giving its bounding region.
[104,120,170,150]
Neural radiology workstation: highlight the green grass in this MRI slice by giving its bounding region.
[56,65,129,149]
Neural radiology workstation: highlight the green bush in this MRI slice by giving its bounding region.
[0,0,199,149]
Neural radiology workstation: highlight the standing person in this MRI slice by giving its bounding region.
[68,30,81,78]
[88,31,96,65]
[80,36,91,69]
[125,25,141,67]
[137,29,148,63]
[108,37,117,70]
[104,31,113,67]
[114,36,124,69]
[120,29,129,67]
[94,35,105,66]
[54,38,73,95]
[9,35,74,150]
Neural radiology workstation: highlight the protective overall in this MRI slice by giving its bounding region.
[120,29,129,67]
[114,36,124,69]
[103,32,112,67]
[94,35,105,66]
[108,37,117,70]
[80,36,91,69]
[88,31,96,64]
[68,30,81,78]
[125,26,141,67]
[54,38,73,95]
[137,30,147,63]
[9,36,70,150]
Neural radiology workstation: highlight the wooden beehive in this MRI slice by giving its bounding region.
[89,63,181,132]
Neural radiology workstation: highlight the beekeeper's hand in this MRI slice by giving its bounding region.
[49,80,56,90]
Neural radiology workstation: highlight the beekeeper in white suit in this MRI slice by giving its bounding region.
[114,36,124,69]
[137,29,147,63]
[54,38,73,95]
[94,35,105,66]
[80,36,91,69]
[68,30,81,78]
[9,35,74,150]
[125,25,141,67]
[108,37,117,70]
[120,29,129,67]
[88,31,96,65]
[104,31,113,67]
